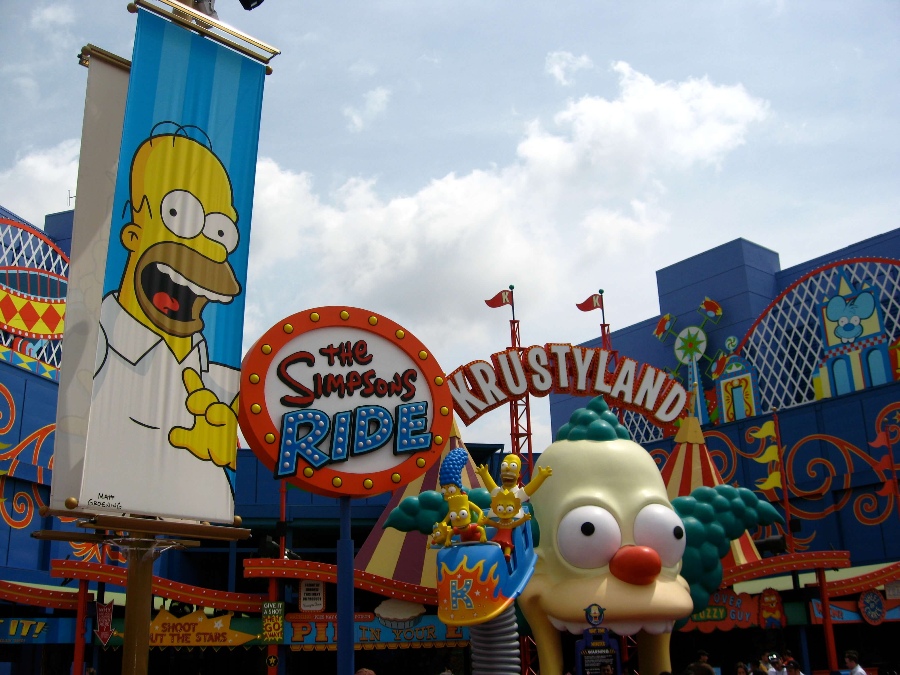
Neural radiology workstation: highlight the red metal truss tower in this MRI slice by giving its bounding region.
[508,317,534,478]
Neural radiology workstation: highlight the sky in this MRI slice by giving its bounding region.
[1,1,898,449]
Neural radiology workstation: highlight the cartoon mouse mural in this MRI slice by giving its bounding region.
[825,291,876,344]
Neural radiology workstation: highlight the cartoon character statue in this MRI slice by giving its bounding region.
[486,488,531,559]
[476,453,552,516]
[518,397,783,675]
[432,447,488,546]
[443,493,486,545]
[439,447,470,500]
[431,520,453,548]
[759,588,786,629]
[826,291,876,343]
[84,124,243,518]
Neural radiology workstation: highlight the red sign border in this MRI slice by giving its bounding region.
[239,306,453,498]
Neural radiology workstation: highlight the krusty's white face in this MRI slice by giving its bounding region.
[523,437,693,636]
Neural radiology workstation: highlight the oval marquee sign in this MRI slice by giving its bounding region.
[239,307,454,498]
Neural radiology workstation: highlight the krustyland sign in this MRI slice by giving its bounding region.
[239,307,453,498]
[448,346,688,427]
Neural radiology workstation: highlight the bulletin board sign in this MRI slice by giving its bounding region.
[239,306,454,498]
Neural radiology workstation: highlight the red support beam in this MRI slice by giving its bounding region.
[73,579,88,675]
[817,567,839,672]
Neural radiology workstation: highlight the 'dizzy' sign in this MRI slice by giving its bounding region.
[239,307,453,498]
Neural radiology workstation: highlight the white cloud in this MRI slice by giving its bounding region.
[348,60,378,78]
[545,51,594,86]
[523,61,770,200]
[30,5,76,28]
[342,87,391,132]
[246,64,768,443]
[0,139,80,226]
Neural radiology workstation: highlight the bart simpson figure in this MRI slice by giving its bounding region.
[85,124,243,519]
[443,493,487,545]
[476,453,552,516]
[487,488,531,559]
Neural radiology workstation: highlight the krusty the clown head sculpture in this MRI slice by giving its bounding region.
[518,397,693,675]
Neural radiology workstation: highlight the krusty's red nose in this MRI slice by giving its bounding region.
[609,545,661,585]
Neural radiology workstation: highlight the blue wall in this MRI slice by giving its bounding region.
[550,227,900,567]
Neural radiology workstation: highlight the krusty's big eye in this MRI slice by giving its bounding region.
[632,503,686,567]
[204,212,239,253]
[160,190,205,238]
[557,505,621,569]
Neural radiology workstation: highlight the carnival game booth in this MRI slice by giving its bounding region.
[551,231,900,672]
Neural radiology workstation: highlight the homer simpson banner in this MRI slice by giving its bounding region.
[51,8,266,522]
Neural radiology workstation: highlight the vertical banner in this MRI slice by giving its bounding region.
[51,51,130,513]
[73,9,265,522]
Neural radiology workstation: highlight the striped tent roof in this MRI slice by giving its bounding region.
[354,422,485,589]
[661,416,763,570]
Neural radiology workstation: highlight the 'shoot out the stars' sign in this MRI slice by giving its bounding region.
[239,307,453,498]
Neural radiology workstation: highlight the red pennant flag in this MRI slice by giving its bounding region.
[485,289,513,308]
[870,430,891,449]
[576,293,604,312]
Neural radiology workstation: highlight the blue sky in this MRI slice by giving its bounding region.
[1,1,898,445]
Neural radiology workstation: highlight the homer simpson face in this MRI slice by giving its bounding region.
[500,454,522,485]
[519,437,692,675]
[119,133,241,339]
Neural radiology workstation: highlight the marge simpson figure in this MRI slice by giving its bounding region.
[85,124,242,519]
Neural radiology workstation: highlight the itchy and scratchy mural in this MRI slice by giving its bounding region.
[639,258,900,567]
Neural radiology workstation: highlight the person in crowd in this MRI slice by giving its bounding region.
[697,650,710,664]
[689,663,715,675]
[734,661,749,675]
[768,653,787,675]
[750,657,770,675]
[785,660,805,675]
[844,650,866,675]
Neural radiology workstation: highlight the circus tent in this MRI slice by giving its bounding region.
[661,415,764,570]
[354,421,486,590]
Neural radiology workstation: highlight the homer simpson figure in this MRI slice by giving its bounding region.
[476,453,552,516]
[82,125,242,521]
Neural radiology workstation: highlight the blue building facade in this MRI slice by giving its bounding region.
[550,229,900,667]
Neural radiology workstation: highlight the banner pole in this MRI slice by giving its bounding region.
[337,496,355,675]
[121,540,158,675]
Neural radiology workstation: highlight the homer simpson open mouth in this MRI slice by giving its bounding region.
[135,241,240,337]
